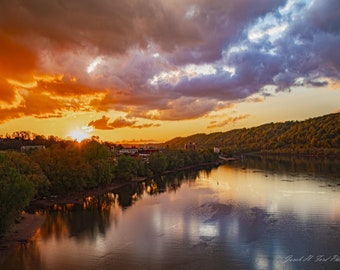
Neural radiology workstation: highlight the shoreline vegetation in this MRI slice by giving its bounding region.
[0,112,339,264]
[163,112,340,158]
[0,138,219,236]
[0,160,220,265]
[29,161,221,210]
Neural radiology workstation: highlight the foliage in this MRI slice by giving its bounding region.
[164,113,340,157]
[149,152,169,175]
[81,140,114,187]
[0,153,35,237]
[135,157,151,177]
[30,143,92,194]
[4,151,50,198]
[30,140,116,194]
[115,154,138,182]
[163,150,185,170]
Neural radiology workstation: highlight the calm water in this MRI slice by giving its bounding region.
[3,157,340,270]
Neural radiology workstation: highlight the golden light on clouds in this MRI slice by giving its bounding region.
[0,0,339,142]
[7,79,37,89]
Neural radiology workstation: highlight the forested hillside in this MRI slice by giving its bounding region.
[164,113,340,157]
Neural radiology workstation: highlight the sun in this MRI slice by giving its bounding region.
[68,130,90,142]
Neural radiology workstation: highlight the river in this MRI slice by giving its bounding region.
[2,156,340,270]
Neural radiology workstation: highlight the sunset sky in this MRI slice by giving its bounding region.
[0,0,339,143]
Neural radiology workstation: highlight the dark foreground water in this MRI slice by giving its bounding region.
[3,157,340,270]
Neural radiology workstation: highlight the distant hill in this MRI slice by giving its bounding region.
[163,113,340,157]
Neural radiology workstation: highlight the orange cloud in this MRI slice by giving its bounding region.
[328,79,340,90]
[0,90,64,123]
[0,73,107,123]
[0,79,16,104]
[88,116,134,130]
[35,76,101,97]
[207,114,251,129]
[0,33,37,106]
[114,138,161,145]
[0,33,36,78]
[246,96,265,103]
[132,123,161,129]
[88,115,160,130]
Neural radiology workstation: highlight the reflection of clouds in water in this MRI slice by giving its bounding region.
[226,218,240,241]
[197,165,340,223]
[253,249,270,270]
[199,223,217,238]
[195,202,233,222]
[190,201,286,269]
[9,161,340,270]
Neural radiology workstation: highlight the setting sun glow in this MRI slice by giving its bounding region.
[68,130,90,142]
[0,0,339,143]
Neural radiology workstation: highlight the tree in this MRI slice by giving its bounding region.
[115,155,138,182]
[6,151,50,198]
[149,152,168,175]
[135,157,151,177]
[30,144,92,194]
[81,140,114,186]
[0,153,35,237]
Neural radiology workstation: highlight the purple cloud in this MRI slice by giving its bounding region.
[0,0,339,123]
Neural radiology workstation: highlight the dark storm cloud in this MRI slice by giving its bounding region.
[0,0,339,123]
[160,0,340,102]
[0,0,200,54]
[168,0,286,64]
[262,0,340,89]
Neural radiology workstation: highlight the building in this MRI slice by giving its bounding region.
[118,148,139,155]
[20,145,45,152]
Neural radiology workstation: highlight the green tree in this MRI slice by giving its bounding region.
[6,151,50,198]
[31,144,92,194]
[0,153,35,237]
[81,140,114,186]
[135,157,151,177]
[149,152,168,175]
[115,155,138,182]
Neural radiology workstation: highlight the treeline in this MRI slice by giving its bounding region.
[164,113,340,157]
[0,138,218,237]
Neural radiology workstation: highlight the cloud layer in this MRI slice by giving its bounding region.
[0,0,339,128]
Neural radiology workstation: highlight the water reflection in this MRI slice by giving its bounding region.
[29,166,216,245]
[39,193,120,242]
[240,155,340,180]
[2,158,340,270]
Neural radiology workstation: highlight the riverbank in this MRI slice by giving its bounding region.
[29,182,132,209]
[0,182,135,266]
[0,213,45,265]
[29,161,221,209]
[0,181,135,266]
[0,161,221,266]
